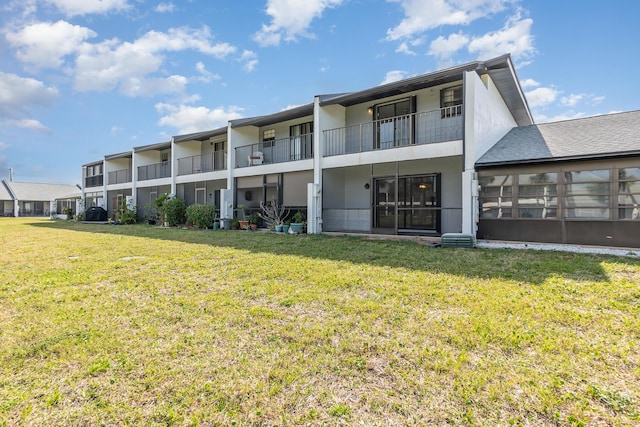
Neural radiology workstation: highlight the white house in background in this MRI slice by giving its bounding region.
[0,180,81,218]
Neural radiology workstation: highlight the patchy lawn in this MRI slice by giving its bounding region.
[1,218,639,426]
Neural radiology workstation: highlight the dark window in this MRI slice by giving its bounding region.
[517,173,557,219]
[618,167,640,220]
[440,85,463,118]
[262,129,275,148]
[479,175,513,218]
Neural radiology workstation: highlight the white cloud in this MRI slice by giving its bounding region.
[561,93,605,108]
[282,104,304,111]
[0,72,59,111]
[561,93,583,107]
[428,32,469,62]
[5,20,96,69]
[0,72,56,133]
[44,0,131,16]
[239,50,259,72]
[155,103,244,134]
[253,0,344,47]
[396,42,417,56]
[6,22,237,97]
[525,87,558,108]
[73,26,236,95]
[155,2,175,13]
[194,62,220,83]
[4,118,51,133]
[386,0,511,41]
[520,78,539,88]
[120,75,189,97]
[534,111,587,124]
[381,70,408,85]
[467,13,535,60]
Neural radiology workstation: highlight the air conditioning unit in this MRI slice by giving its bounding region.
[441,233,475,248]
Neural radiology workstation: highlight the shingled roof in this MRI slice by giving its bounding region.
[476,110,640,167]
[3,181,81,202]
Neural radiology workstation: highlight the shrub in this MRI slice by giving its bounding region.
[164,197,186,226]
[186,204,217,229]
[117,200,138,224]
[62,207,74,220]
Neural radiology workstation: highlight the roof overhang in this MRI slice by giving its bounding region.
[82,160,104,167]
[230,103,314,128]
[482,55,533,126]
[173,127,227,143]
[319,54,533,127]
[319,62,480,108]
[104,151,132,160]
[133,141,171,152]
[476,150,640,169]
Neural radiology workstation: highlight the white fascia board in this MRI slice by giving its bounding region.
[321,140,462,169]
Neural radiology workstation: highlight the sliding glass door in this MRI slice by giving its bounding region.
[373,174,440,234]
[375,97,414,149]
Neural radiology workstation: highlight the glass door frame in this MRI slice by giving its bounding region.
[371,172,441,235]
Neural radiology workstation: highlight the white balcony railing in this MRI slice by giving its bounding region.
[177,151,226,176]
[323,107,463,157]
[235,134,313,168]
[138,162,171,181]
[107,169,131,184]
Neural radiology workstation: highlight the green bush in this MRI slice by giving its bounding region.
[63,207,74,220]
[186,204,217,229]
[117,201,138,224]
[164,197,186,226]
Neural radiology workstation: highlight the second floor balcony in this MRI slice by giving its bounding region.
[138,162,171,181]
[108,169,132,185]
[323,107,463,157]
[177,151,226,176]
[235,134,313,168]
[84,174,103,188]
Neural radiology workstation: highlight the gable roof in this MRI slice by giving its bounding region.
[3,181,81,201]
[476,110,640,167]
[0,181,13,200]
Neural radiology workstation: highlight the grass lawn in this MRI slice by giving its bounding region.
[1,218,639,426]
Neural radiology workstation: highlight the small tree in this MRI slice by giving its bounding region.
[154,193,169,224]
[259,199,289,228]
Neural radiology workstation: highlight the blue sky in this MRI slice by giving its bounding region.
[1,0,639,185]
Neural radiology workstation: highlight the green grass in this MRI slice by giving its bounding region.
[1,217,639,426]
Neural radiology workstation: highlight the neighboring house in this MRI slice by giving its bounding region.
[0,181,14,216]
[476,111,640,247]
[0,181,81,217]
[79,53,639,247]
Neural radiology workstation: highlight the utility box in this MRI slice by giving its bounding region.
[441,233,475,248]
